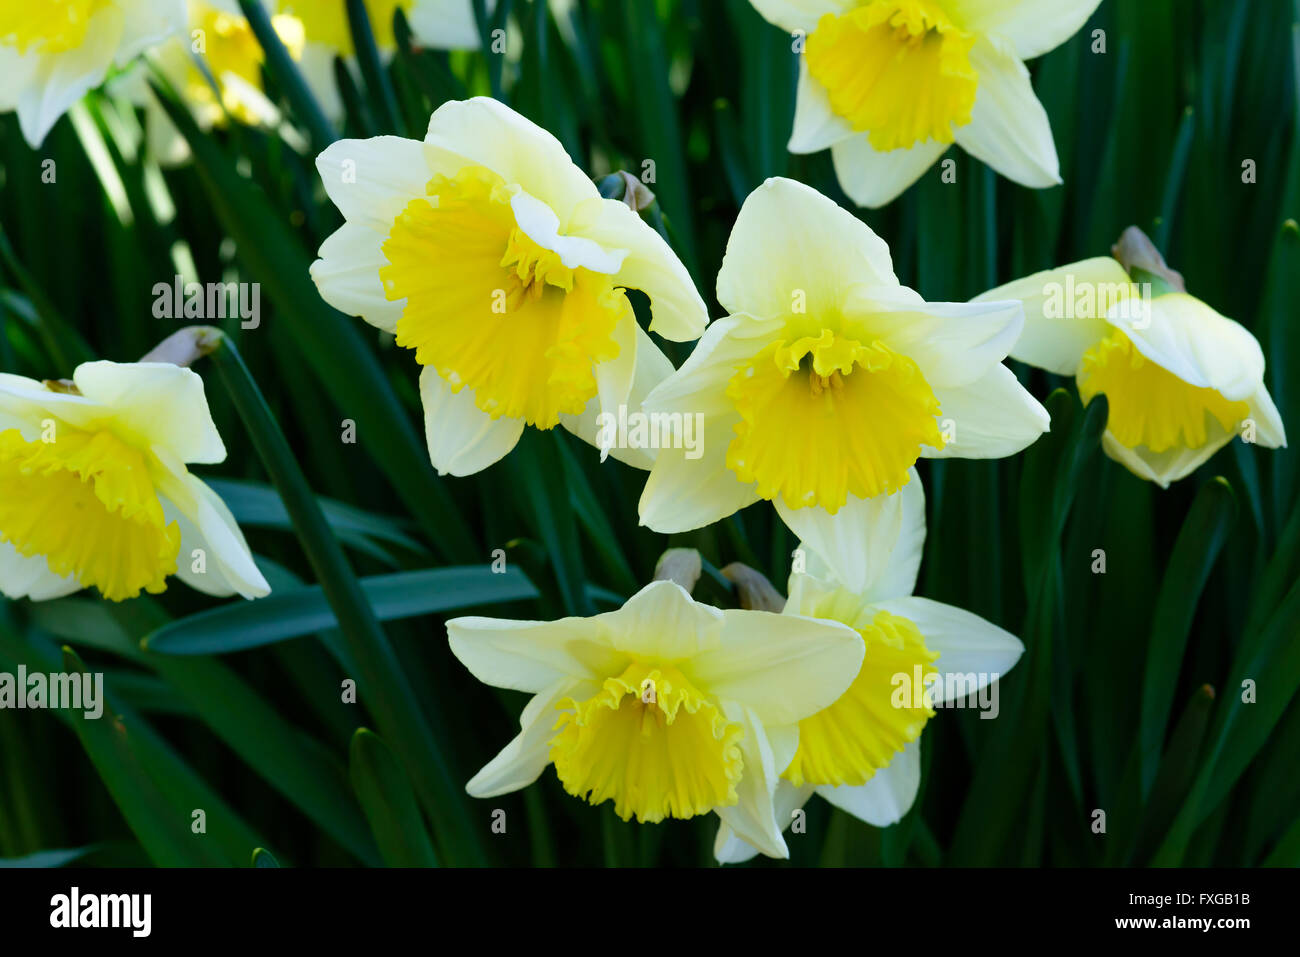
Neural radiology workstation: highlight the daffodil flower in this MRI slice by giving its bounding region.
[0,0,184,146]
[714,473,1024,862]
[311,97,708,476]
[638,176,1047,536]
[281,0,483,122]
[116,0,306,167]
[975,256,1287,486]
[749,0,1102,207]
[0,361,270,603]
[447,579,864,857]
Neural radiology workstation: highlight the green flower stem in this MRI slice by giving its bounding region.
[345,0,403,135]
[237,0,339,150]
[197,327,487,866]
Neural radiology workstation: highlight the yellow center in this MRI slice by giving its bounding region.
[0,427,180,602]
[380,166,627,429]
[183,5,305,127]
[725,329,944,511]
[805,0,978,151]
[549,662,745,823]
[0,0,109,54]
[277,0,410,56]
[784,610,936,788]
[1077,330,1249,453]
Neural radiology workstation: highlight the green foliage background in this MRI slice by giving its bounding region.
[1,0,1298,867]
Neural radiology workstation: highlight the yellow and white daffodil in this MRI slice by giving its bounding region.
[714,474,1024,862]
[976,256,1287,486]
[447,578,864,857]
[0,361,269,603]
[281,0,482,122]
[115,0,305,167]
[0,0,185,146]
[311,96,708,476]
[638,176,1047,536]
[750,0,1103,207]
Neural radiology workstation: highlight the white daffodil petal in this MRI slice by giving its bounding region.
[466,677,595,798]
[926,363,1050,459]
[1247,384,1287,449]
[601,580,724,661]
[954,37,1060,189]
[816,738,920,826]
[298,43,345,122]
[568,196,709,341]
[423,97,599,215]
[419,367,525,477]
[1107,293,1266,402]
[870,596,1024,703]
[509,190,627,274]
[830,135,950,209]
[641,313,787,419]
[846,288,1025,388]
[637,412,760,534]
[73,361,226,465]
[977,257,1130,375]
[789,57,855,153]
[155,468,271,600]
[406,0,484,50]
[1099,428,1234,488]
[687,610,864,726]
[947,0,1105,61]
[447,614,622,694]
[750,0,856,34]
[310,222,405,332]
[714,710,796,859]
[715,177,898,320]
[0,541,81,601]
[714,780,815,864]
[315,135,433,230]
[14,6,123,146]
[117,0,186,62]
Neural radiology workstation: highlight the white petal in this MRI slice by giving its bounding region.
[782,467,927,600]
[406,0,484,50]
[947,0,1105,60]
[310,222,405,332]
[1106,293,1266,403]
[789,57,854,153]
[830,135,949,208]
[1099,427,1233,488]
[15,9,123,146]
[749,0,856,34]
[714,710,796,859]
[567,196,709,341]
[466,677,595,798]
[845,286,1025,388]
[976,257,1130,375]
[315,135,432,231]
[816,737,920,826]
[600,580,724,661]
[154,468,271,600]
[953,37,1060,189]
[117,0,186,62]
[72,361,226,465]
[637,412,761,534]
[1247,384,1287,449]
[0,541,81,601]
[509,190,627,273]
[714,780,814,864]
[870,596,1024,702]
[687,609,864,725]
[419,366,524,477]
[447,613,621,694]
[423,97,600,217]
[925,363,1050,459]
[716,177,898,321]
[642,312,787,419]
[298,43,345,123]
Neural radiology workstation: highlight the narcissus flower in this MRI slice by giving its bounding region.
[311,97,708,476]
[281,0,483,121]
[976,256,1287,486]
[0,0,184,146]
[447,579,864,857]
[639,176,1047,535]
[0,362,269,603]
[749,0,1103,206]
[715,474,1024,862]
